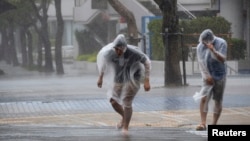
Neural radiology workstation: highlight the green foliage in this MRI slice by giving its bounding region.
[230,38,246,60]
[148,16,233,60]
[180,17,231,46]
[87,54,97,62]
[181,16,231,34]
[50,39,56,47]
[26,65,38,71]
[76,52,97,62]
[0,0,34,27]
[147,19,164,60]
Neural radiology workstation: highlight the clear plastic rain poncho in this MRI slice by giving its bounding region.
[193,29,214,103]
[193,29,227,113]
[96,34,151,107]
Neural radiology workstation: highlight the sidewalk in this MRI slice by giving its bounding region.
[0,61,250,140]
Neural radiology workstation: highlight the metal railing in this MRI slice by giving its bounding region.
[177,2,197,19]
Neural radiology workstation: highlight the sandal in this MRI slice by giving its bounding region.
[196,124,206,131]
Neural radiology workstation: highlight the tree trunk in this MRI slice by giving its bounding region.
[26,29,34,67]
[20,27,28,67]
[29,0,53,72]
[1,28,11,64]
[154,0,182,86]
[8,25,19,66]
[108,0,139,45]
[54,0,64,74]
[0,29,3,61]
[37,35,43,71]
[40,11,53,72]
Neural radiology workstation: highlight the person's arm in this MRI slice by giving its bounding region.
[143,59,151,91]
[96,49,108,88]
[97,71,104,88]
[97,56,107,88]
[205,42,227,62]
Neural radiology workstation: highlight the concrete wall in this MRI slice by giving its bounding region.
[48,0,74,20]
[220,0,244,39]
[73,0,99,23]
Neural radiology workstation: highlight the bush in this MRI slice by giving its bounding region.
[148,16,232,60]
[180,16,231,34]
[230,38,246,60]
[147,19,164,60]
[76,52,97,62]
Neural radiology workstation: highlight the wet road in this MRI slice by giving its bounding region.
[0,62,250,141]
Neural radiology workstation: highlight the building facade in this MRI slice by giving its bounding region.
[47,0,250,60]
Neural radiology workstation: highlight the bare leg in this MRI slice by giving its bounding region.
[199,96,208,126]
[110,98,124,128]
[122,106,132,134]
[212,100,222,125]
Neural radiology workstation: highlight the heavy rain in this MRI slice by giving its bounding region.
[0,0,250,140]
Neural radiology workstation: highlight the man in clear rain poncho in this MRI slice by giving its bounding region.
[96,34,151,134]
[193,29,227,131]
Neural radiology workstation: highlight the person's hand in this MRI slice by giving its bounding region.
[204,42,214,50]
[206,76,214,85]
[97,77,103,88]
[144,78,150,91]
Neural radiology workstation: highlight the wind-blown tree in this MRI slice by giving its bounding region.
[108,0,139,45]
[0,26,19,65]
[14,0,36,68]
[29,0,54,72]
[7,19,19,66]
[54,0,64,74]
[0,27,7,61]
[26,29,34,67]
[3,0,41,69]
[153,0,182,86]
[0,5,19,66]
[0,0,17,65]
[1,0,64,74]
